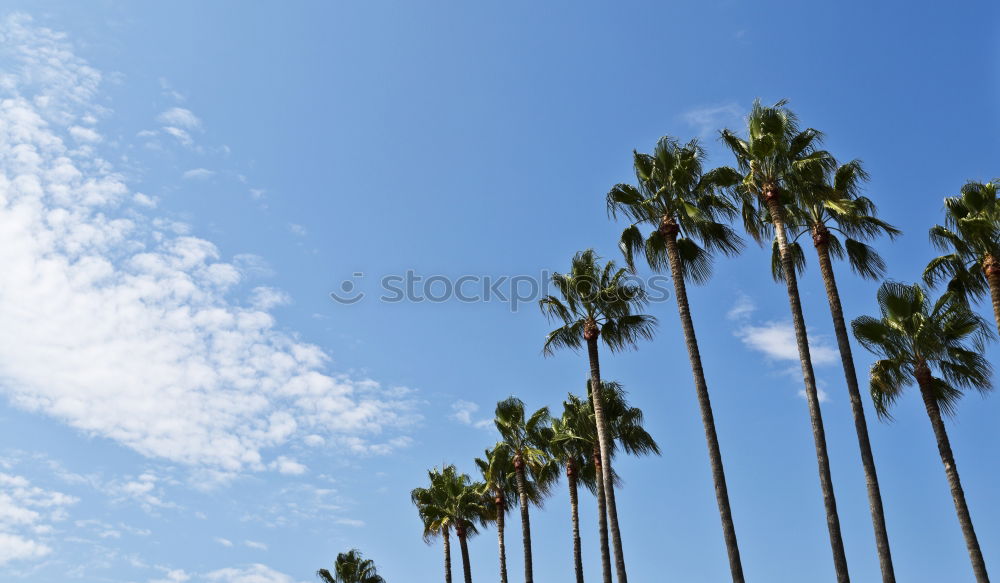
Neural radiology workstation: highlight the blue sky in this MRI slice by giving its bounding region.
[0,2,997,582]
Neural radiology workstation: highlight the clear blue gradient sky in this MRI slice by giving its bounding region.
[0,2,997,582]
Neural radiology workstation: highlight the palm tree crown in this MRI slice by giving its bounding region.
[852,282,993,418]
[608,136,744,282]
[925,180,1000,301]
[317,549,385,583]
[539,249,657,352]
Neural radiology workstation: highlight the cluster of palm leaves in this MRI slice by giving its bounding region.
[407,99,996,583]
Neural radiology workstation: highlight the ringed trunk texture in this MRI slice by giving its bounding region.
[594,446,613,583]
[916,368,991,582]
[457,526,473,583]
[568,462,585,583]
[586,334,628,583]
[984,254,1000,337]
[662,223,745,583]
[514,455,534,583]
[766,196,850,582]
[444,528,453,583]
[814,237,896,582]
[496,497,508,583]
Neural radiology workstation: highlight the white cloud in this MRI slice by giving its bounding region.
[449,400,493,430]
[734,320,838,365]
[243,540,268,551]
[163,126,193,147]
[302,435,325,447]
[214,537,233,547]
[203,564,296,583]
[0,14,417,473]
[182,167,215,180]
[0,472,76,565]
[250,287,290,311]
[68,125,101,144]
[287,223,306,237]
[157,107,201,130]
[726,293,755,321]
[681,102,743,138]
[335,518,365,528]
[149,569,191,583]
[269,457,306,476]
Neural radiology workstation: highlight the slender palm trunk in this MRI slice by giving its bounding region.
[594,446,613,583]
[496,497,508,583]
[586,333,628,583]
[814,237,895,582]
[766,196,850,582]
[514,455,534,583]
[984,254,1000,336]
[457,525,473,583]
[662,223,745,583]
[444,527,453,583]
[568,460,585,583]
[916,368,990,582]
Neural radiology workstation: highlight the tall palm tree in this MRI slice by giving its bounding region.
[493,397,557,583]
[550,397,596,583]
[852,282,993,582]
[924,180,1000,333]
[475,444,546,583]
[317,549,386,583]
[721,99,850,582]
[608,136,746,582]
[771,159,902,582]
[540,250,657,583]
[411,469,453,583]
[412,465,487,583]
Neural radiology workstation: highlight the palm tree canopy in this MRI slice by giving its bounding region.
[771,159,901,282]
[411,465,488,544]
[539,249,657,355]
[317,549,386,583]
[925,180,1000,301]
[493,397,559,496]
[851,281,993,418]
[719,98,835,243]
[550,382,660,494]
[607,136,744,284]
[475,443,546,519]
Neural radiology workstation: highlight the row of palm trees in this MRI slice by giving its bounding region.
[409,99,995,582]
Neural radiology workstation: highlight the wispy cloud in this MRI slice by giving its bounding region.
[681,102,743,138]
[0,472,77,565]
[450,400,494,430]
[181,167,215,180]
[157,107,201,130]
[0,13,418,476]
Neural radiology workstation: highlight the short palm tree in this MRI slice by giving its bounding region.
[493,397,557,583]
[852,282,992,582]
[411,465,487,583]
[721,99,850,582]
[774,160,902,582]
[475,444,546,583]
[924,180,1000,333]
[608,136,746,582]
[317,549,385,583]
[540,249,657,583]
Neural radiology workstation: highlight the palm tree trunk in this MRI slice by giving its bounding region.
[514,457,534,583]
[766,196,850,582]
[594,446,613,583]
[497,499,508,583]
[568,461,585,583]
[458,526,473,583]
[586,335,628,583]
[663,226,745,583]
[814,240,895,582]
[444,527,453,583]
[917,371,990,582]
[984,254,1000,336]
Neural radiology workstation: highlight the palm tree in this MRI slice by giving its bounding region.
[493,397,557,583]
[475,444,546,583]
[852,282,993,582]
[540,251,657,583]
[412,465,487,583]
[551,395,599,583]
[721,100,851,582]
[317,549,386,583]
[924,180,1000,333]
[608,136,746,582]
[770,160,902,581]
